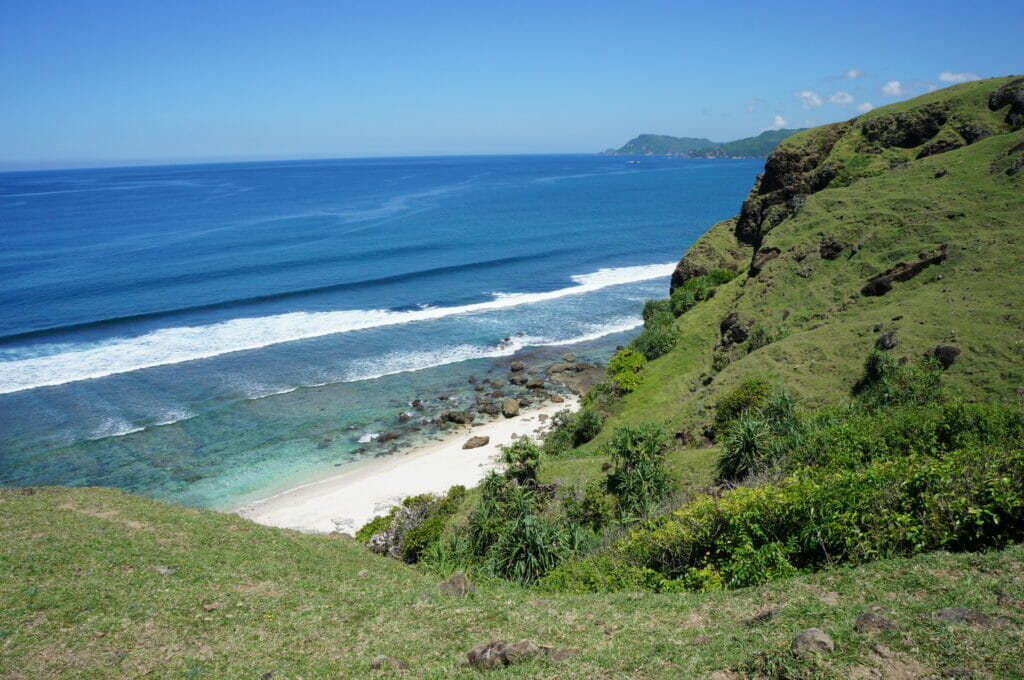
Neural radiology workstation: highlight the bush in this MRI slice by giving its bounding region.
[604,423,674,518]
[641,298,673,324]
[717,390,804,482]
[536,554,662,594]
[501,439,541,484]
[607,349,647,392]
[542,407,604,456]
[629,323,677,361]
[853,349,944,410]
[670,268,739,316]
[400,485,466,563]
[355,513,393,543]
[572,408,604,446]
[562,480,615,532]
[713,378,772,433]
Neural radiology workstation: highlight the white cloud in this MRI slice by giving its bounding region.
[939,71,980,83]
[767,115,787,130]
[829,91,854,105]
[845,68,864,79]
[746,98,767,113]
[881,80,906,97]
[795,90,823,110]
[856,102,875,113]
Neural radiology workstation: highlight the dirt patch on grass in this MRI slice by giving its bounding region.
[232,581,284,597]
[58,503,155,532]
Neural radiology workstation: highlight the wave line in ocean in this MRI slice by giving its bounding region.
[0,263,673,395]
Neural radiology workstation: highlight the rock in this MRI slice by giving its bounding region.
[749,247,781,276]
[860,102,950,149]
[510,361,525,372]
[861,244,948,296]
[201,602,223,612]
[502,398,520,418]
[467,376,477,383]
[548,362,575,374]
[934,168,948,178]
[875,331,900,350]
[439,571,475,597]
[917,136,963,159]
[549,394,564,403]
[933,607,1008,629]
[562,352,576,362]
[478,403,501,416]
[819,237,846,260]
[525,376,545,389]
[440,411,474,425]
[490,380,505,389]
[941,668,978,679]
[410,399,424,410]
[538,413,548,422]
[371,655,408,671]
[397,412,411,422]
[854,612,897,633]
[925,345,961,369]
[509,374,528,386]
[791,628,834,657]
[474,384,486,392]
[988,77,1024,130]
[377,432,399,443]
[144,565,174,575]
[742,605,781,625]
[462,436,490,450]
[518,397,531,407]
[465,640,577,670]
[719,312,750,345]
[1007,158,1024,176]
[357,569,370,577]
[437,394,449,401]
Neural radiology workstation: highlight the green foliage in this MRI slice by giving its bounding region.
[604,423,674,518]
[562,480,615,532]
[399,486,466,563]
[641,298,673,324]
[354,513,393,543]
[607,348,647,392]
[501,439,541,484]
[717,390,804,482]
[670,268,740,316]
[536,554,662,594]
[543,408,605,456]
[854,350,944,410]
[713,378,772,433]
[630,299,678,360]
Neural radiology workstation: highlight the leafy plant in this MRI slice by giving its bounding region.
[603,423,674,518]
[607,349,647,392]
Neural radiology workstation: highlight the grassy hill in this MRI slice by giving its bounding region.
[615,129,804,157]
[3,486,1024,678]
[4,77,1024,679]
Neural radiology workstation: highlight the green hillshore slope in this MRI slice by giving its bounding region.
[3,77,1024,679]
[615,129,805,157]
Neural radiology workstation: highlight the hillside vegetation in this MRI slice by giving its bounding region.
[3,76,1024,679]
[615,129,804,157]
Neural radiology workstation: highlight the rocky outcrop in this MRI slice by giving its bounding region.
[861,245,948,296]
[988,77,1024,130]
[819,237,845,260]
[859,102,950,150]
[926,345,961,369]
[465,640,579,670]
[502,398,520,418]
[734,121,851,249]
[917,135,964,159]
[748,247,781,276]
[791,628,834,657]
[719,312,751,346]
[439,411,474,425]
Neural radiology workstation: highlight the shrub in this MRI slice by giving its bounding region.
[572,408,604,446]
[543,407,604,456]
[536,554,662,594]
[670,268,740,316]
[399,485,466,563]
[607,349,647,392]
[713,378,772,433]
[853,349,944,410]
[355,513,393,543]
[641,298,673,324]
[581,381,621,412]
[717,390,805,482]
[604,423,674,518]
[629,323,677,360]
[563,480,615,532]
[501,439,541,484]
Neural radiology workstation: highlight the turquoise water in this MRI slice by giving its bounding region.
[0,155,761,508]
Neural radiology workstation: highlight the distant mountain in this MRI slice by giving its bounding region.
[612,128,805,157]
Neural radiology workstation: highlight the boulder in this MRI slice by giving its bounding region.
[562,352,576,362]
[462,436,490,450]
[502,398,520,418]
[749,247,781,276]
[926,345,961,369]
[549,394,564,404]
[510,361,525,372]
[525,376,545,389]
[548,362,575,374]
[819,237,846,260]
[440,411,474,425]
[854,612,897,633]
[479,403,501,416]
[861,244,948,296]
[509,374,528,386]
[490,380,505,389]
[791,628,834,657]
[465,640,578,670]
[370,655,408,672]
[933,607,1008,629]
[875,331,899,350]
[719,313,750,345]
[439,571,475,598]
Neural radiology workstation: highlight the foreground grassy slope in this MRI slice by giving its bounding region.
[597,76,1024,443]
[3,486,1024,679]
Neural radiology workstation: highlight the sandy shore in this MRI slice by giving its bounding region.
[235,395,579,534]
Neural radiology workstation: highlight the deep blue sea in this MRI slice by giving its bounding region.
[0,155,761,509]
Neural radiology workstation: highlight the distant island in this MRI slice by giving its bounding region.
[606,128,805,157]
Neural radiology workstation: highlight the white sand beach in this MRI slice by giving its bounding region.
[235,396,579,534]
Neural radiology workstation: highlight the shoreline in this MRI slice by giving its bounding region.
[234,395,579,534]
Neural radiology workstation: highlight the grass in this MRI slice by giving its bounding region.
[2,486,1023,678]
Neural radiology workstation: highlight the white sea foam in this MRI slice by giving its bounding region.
[0,263,671,394]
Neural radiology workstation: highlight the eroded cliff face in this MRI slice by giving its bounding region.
[670,76,1023,293]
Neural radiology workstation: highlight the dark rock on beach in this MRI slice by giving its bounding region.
[462,436,489,449]
[502,398,520,418]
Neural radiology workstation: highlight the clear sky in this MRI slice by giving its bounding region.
[1,0,1019,169]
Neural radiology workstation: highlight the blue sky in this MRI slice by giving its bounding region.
[1,0,1018,169]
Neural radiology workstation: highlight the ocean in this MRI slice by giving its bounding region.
[0,154,761,509]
